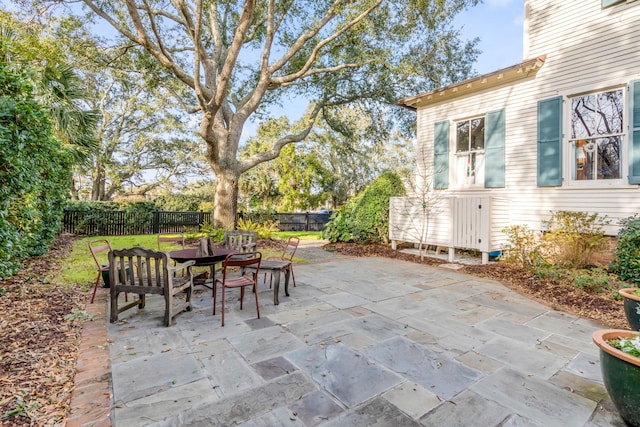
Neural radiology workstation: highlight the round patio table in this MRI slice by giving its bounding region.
[169,248,236,293]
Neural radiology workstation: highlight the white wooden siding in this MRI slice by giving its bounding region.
[393,0,640,243]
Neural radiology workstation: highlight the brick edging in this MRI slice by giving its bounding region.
[67,287,112,427]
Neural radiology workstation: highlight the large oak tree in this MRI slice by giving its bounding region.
[38,0,479,228]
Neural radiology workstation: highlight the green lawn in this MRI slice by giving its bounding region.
[58,231,321,289]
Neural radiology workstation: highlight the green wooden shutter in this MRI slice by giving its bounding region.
[629,80,640,184]
[602,0,625,8]
[434,120,449,189]
[537,96,563,187]
[485,109,506,188]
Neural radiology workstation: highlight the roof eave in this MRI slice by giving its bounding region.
[397,55,547,110]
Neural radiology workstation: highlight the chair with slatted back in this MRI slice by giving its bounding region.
[109,246,195,327]
[88,239,113,303]
[213,252,262,326]
[158,232,185,251]
[222,230,258,253]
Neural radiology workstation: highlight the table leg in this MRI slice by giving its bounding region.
[284,264,291,297]
[272,269,281,305]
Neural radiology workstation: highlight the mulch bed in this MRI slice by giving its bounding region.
[0,236,628,425]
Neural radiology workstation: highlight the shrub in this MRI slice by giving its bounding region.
[323,172,405,243]
[0,66,72,278]
[236,217,279,239]
[542,210,610,268]
[572,267,615,294]
[198,222,225,242]
[611,215,640,286]
[501,225,544,268]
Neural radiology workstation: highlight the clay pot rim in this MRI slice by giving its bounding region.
[619,288,640,302]
[592,329,640,367]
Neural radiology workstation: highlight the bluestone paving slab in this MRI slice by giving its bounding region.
[381,381,441,419]
[236,407,300,427]
[364,336,484,400]
[252,356,298,381]
[341,313,410,342]
[564,351,602,383]
[286,342,402,408]
[548,370,610,402]
[288,390,344,426]
[106,251,613,426]
[227,325,305,364]
[200,345,264,395]
[320,291,369,309]
[111,350,205,403]
[112,378,219,426]
[475,335,569,378]
[419,389,522,427]
[148,371,317,427]
[319,396,423,427]
[476,316,551,343]
[470,367,597,427]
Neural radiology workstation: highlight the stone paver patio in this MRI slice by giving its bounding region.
[106,242,625,426]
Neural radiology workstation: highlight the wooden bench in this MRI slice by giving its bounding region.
[109,247,195,326]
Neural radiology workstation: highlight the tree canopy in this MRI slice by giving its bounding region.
[22,0,480,228]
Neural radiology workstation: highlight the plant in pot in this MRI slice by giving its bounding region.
[618,288,640,331]
[592,330,640,427]
[612,215,640,330]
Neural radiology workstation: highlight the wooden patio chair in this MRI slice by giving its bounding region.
[88,239,112,304]
[222,230,258,253]
[264,236,300,288]
[213,252,262,326]
[109,246,195,327]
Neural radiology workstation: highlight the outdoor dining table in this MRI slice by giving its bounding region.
[169,248,236,293]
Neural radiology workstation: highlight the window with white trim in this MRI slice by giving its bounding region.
[569,88,624,182]
[455,117,485,186]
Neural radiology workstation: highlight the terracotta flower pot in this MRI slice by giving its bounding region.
[619,288,640,331]
[592,329,640,427]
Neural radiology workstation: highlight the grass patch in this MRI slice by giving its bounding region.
[56,233,318,288]
[272,231,323,240]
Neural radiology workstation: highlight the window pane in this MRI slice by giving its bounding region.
[574,139,593,180]
[597,136,621,179]
[470,118,485,150]
[596,89,623,135]
[456,121,469,152]
[571,95,596,139]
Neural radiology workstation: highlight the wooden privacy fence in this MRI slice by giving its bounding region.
[62,210,211,236]
[62,210,331,236]
[238,211,332,232]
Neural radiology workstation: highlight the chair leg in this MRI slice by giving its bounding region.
[221,285,226,326]
[212,280,218,315]
[240,287,244,310]
[91,272,101,303]
[254,283,260,319]
[290,266,296,287]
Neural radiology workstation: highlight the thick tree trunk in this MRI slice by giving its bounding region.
[214,171,239,229]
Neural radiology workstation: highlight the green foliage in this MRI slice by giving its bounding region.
[236,218,279,239]
[611,215,640,286]
[199,222,225,242]
[501,225,543,268]
[609,335,640,358]
[2,391,41,420]
[153,194,202,212]
[572,268,616,294]
[0,65,72,278]
[323,172,405,243]
[543,211,610,268]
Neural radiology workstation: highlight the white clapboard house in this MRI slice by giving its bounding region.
[390,0,640,263]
